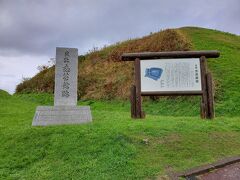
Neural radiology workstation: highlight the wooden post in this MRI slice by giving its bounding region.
[130,85,137,118]
[200,102,205,119]
[206,72,215,119]
[200,56,208,119]
[121,50,220,61]
[134,58,144,118]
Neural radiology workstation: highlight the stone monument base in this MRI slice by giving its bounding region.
[32,106,92,126]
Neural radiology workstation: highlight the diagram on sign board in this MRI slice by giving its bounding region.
[145,67,163,81]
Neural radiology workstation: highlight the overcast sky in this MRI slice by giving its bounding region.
[0,0,239,94]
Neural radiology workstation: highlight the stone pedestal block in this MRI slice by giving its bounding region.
[32,106,92,126]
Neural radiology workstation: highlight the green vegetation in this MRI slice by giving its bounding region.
[0,89,11,98]
[1,93,240,179]
[181,27,240,116]
[1,27,240,179]
[15,27,240,116]
[16,29,192,99]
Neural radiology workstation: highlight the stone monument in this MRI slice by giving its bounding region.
[32,47,92,126]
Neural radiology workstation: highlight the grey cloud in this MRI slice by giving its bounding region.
[0,74,15,78]
[0,0,239,94]
[0,0,239,57]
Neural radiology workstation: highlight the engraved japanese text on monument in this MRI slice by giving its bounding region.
[54,47,78,106]
[62,50,71,98]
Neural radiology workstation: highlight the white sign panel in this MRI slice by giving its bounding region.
[141,58,202,92]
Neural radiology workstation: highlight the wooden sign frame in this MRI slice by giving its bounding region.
[121,51,220,119]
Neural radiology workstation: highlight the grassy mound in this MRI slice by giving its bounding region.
[0,89,11,99]
[16,27,240,116]
[16,29,192,99]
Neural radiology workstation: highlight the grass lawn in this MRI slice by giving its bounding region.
[1,92,240,179]
[1,27,240,179]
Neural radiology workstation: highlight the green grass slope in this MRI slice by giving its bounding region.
[180,27,240,116]
[0,89,11,98]
[1,27,240,179]
[0,94,240,179]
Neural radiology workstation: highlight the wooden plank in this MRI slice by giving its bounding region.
[134,58,143,118]
[121,50,220,61]
[206,72,215,119]
[141,91,203,96]
[141,111,145,118]
[200,102,205,119]
[200,56,208,119]
[130,85,137,118]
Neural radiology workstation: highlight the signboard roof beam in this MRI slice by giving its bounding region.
[121,50,220,61]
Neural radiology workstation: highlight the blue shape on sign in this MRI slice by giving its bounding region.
[145,67,163,81]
